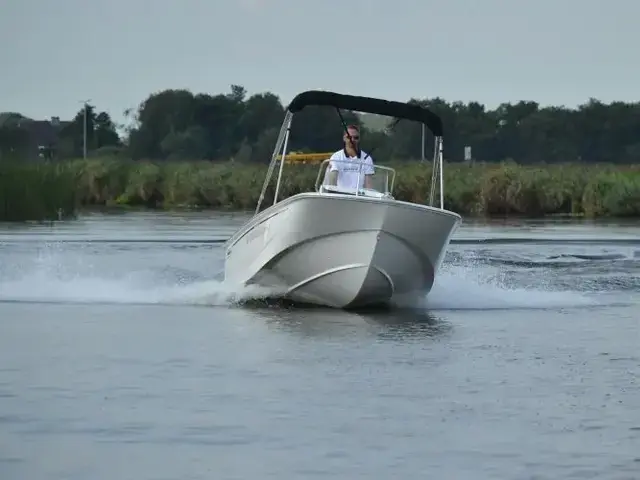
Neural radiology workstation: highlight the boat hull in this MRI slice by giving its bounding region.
[224,193,461,309]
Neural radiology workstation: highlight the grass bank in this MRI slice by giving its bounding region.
[1,157,639,221]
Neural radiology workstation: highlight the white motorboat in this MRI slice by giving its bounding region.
[224,90,462,309]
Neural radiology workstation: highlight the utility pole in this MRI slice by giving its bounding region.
[421,123,425,161]
[79,99,91,159]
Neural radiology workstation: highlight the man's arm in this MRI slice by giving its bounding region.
[363,155,375,189]
[327,153,340,185]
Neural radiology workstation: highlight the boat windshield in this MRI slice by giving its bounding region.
[314,158,396,199]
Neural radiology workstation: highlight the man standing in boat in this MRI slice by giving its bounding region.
[326,124,375,190]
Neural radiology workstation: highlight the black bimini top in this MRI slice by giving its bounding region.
[286,90,443,137]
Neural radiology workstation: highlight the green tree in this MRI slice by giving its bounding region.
[94,112,121,148]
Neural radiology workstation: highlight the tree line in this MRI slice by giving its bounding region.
[2,84,639,164]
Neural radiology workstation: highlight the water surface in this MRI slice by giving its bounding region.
[1,212,638,479]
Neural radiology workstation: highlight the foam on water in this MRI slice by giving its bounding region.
[425,264,598,310]
[0,254,599,311]
[0,250,277,306]
[0,273,260,306]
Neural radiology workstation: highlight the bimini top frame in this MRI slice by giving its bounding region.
[254,90,446,214]
[288,90,443,137]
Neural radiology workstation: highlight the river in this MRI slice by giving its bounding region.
[1,211,638,479]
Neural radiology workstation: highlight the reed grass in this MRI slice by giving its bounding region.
[2,157,639,221]
[0,161,79,222]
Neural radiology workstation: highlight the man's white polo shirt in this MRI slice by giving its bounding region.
[328,149,375,189]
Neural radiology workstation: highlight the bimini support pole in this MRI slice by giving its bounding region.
[255,111,293,215]
[427,135,445,209]
[438,137,444,209]
[273,117,293,206]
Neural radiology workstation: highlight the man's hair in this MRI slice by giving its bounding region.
[346,124,359,132]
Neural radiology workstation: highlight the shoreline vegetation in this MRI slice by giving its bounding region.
[1,157,639,222]
[3,85,640,222]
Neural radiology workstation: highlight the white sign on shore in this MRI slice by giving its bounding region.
[464,146,472,162]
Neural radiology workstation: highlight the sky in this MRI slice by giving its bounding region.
[1,0,638,126]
